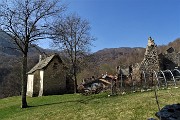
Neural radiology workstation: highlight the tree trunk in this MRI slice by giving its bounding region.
[73,64,77,93]
[21,53,28,108]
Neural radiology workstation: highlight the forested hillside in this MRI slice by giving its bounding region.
[0,30,50,98]
[77,47,145,81]
[0,30,21,56]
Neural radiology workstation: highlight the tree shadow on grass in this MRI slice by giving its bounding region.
[28,94,109,108]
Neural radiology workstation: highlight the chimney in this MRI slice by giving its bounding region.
[39,55,42,62]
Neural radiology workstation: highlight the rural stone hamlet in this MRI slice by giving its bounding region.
[27,37,180,97]
[0,0,180,120]
[25,37,180,119]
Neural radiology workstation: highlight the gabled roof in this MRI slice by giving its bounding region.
[28,54,62,74]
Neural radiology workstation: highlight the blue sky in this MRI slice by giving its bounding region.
[40,0,180,52]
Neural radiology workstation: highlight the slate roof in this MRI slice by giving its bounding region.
[82,78,111,86]
[28,54,62,74]
[98,79,111,85]
[120,68,129,76]
[166,47,175,53]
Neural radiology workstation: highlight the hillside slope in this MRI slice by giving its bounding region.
[91,38,180,68]
[0,88,180,120]
[0,30,53,98]
[0,30,21,56]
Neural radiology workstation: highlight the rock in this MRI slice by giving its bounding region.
[155,103,180,120]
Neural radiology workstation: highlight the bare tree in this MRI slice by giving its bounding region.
[0,0,65,108]
[51,14,95,93]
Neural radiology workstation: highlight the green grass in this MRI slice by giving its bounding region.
[0,87,180,120]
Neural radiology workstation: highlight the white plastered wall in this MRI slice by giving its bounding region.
[27,74,34,96]
[39,70,44,96]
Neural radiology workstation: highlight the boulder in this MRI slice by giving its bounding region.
[155,103,180,120]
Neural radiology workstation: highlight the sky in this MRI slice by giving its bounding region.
[39,0,180,53]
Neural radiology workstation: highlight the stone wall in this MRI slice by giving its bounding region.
[43,57,66,95]
[140,37,159,73]
[129,37,160,85]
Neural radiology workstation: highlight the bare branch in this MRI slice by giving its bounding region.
[51,13,94,93]
[0,0,65,108]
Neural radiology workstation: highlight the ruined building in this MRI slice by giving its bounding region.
[140,37,159,73]
[117,37,180,87]
[133,37,180,82]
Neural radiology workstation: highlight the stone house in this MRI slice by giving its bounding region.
[27,54,72,97]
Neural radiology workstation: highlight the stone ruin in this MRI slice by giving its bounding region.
[80,37,180,95]
[139,37,160,86]
[129,37,160,87]
[140,37,159,73]
[117,37,180,119]
[118,36,180,88]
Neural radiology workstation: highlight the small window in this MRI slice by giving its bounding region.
[53,63,58,69]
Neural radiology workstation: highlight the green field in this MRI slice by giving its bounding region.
[0,87,180,120]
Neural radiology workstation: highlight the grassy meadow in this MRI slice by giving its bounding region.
[0,87,180,120]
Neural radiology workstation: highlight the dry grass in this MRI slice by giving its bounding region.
[0,87,180,120]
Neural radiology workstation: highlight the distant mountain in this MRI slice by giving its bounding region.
[158,38,180,53]
[91,47,146,67]
[91,38,180,68]
[94,47,145,60]
[0,30,21,56]
[0,30,55,57]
